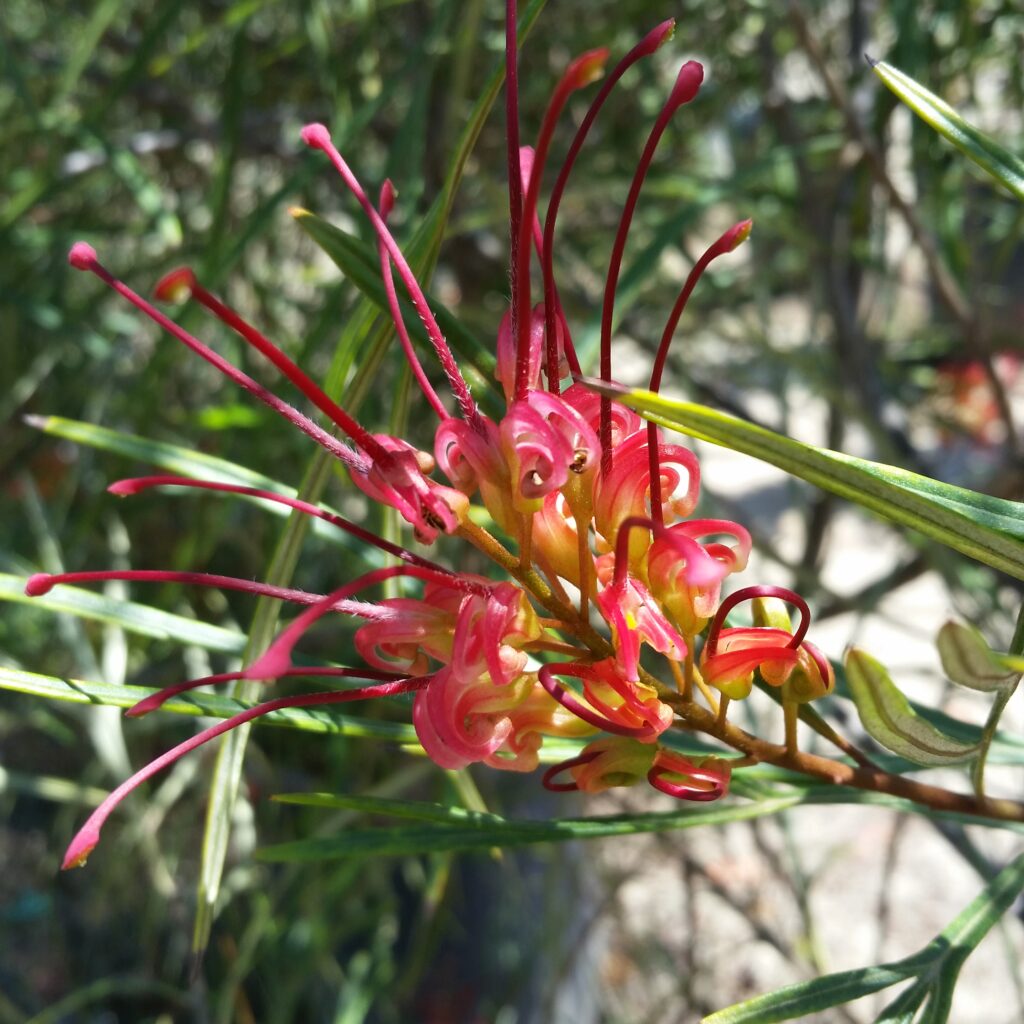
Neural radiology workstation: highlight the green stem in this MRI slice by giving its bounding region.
[973,601,1024,800]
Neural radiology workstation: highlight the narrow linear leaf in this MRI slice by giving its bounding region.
[0,666,418,742]
[701,963,919,1024]
[0,573,245,654]
[606,387,1024,580]
[871,59,1024,201]
[845,649,980,767]
[256,795,804,861]
[272,792,507,827]
[707,850,1024,1023]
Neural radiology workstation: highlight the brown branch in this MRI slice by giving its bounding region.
[666,696,1024,824]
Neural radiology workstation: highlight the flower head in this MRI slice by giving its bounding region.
[36,5,839,871]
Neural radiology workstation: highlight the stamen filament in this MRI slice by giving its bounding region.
[598,60,704,470]
[127,665,402,718]
[376,181,451,421]
[108,475,447,572]
[513,48,610,402]
[61,675,430,870]
[67,244,367,473]
[506,0,524,354]
[647,219,752,518]
[299,126,478,424]
[542,20,677,385]
[158,268,392,463]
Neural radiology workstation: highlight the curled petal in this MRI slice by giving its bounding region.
[353,593,462,675]
[594,432,700,562]
[351,434,468,543]
[647,751,731,801]
[544,736,657,793]
[538,660,671,740]
[499,400,574,512]
[595,576,688,682]
[783,640,835,704]
[413,666,534,769]
[647,519,751,634]
[561,382,642,447]
[701,627,801,700]
[449,582,541,686]
[434,414,503,496]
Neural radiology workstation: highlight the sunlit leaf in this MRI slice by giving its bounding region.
[601,385,1024,580]
[871,59,1024,201]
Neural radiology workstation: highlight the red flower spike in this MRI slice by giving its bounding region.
[647,219,753,519]
[67,244,368,473]
[599,60,704,470]
[512,47,610,402]
[542,20,678,386]
[300,124,479,425]
[61,675,430,870]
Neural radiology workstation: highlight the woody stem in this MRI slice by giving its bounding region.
[666,696,1024,825]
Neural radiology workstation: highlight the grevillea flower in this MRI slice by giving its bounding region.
[34,2,842,870]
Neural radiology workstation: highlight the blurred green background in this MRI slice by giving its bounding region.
[3,1,1024,1021]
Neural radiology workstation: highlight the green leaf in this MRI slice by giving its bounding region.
[292,210,499,408]
[25,414,378,559]
[936,621,1023,692]
[701,963,920,1024]
[706,850,1024,1023]
[603,386,1024,581]
[0,666,417,742]
[272,792,507,827]
[845,649,980,767]
[25,414,285,489]
[0,573,246,654]
[870,59,1024,201]
[256,794,805,861]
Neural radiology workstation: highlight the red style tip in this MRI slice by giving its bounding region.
[378,179,396,218]
[25,573,54,597]
[727,218,754,251]
[68,242,97,270]
[124,694,162,717]
[154,267,197,303]
[61,827,99,870]
[668,60,704,109]
[301,123,331,149]
[567,48,611,90]
[641,19,676,56]
[107,479,144,496]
